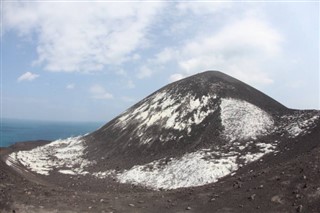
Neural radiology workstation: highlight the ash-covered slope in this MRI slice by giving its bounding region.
[85,71,286,163]
[6,71,320,190]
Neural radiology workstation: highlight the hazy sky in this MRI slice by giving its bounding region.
[1,1,319,122]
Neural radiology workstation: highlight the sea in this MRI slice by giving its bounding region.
[0,118,104,147]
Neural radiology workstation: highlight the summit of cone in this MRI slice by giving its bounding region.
[158,71,286,112]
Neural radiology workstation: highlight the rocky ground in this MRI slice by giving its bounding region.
[1,125,320,213]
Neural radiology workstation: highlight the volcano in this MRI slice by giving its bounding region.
[5,71,320,192]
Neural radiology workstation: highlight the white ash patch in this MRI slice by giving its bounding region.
[280,112,319,138]
[220,98,274,141]
[94,141,278,190]
[92,170,116,178]
[59,170,76,175]
[239,142,277,164]
[116,150,238,190]
[6,136,92,176]
[5,135,279,190]
[5,155,14,167]
[114,90,217,144]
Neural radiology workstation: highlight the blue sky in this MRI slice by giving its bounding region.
[1,1,319,122]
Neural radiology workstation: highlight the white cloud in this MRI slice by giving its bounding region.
[17,72,39,82]
[176,1,232,15]
[90,84,113,100]
[155,48,177,64]
[137,66,153,79]
[153,14,282,86]
[3,2,164,73]
[176,16,282,85]
[135,49,177,79]
[66,83,75,89]
[169,73,184,82]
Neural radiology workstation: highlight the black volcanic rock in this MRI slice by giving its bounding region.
[4,71,319,191]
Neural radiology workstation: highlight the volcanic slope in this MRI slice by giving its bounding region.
[6,71,320,190]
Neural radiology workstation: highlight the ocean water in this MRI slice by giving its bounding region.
[0,118,104,147]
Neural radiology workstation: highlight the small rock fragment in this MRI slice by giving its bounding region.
[248,194,256,200]
[129,203,135,207]
[271,195,283,204]
[233,181,242,188]
[296,204,303,212]
[292,190,299,194]
[186,206,191,210]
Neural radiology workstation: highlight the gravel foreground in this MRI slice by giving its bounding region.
[1,127,320,213]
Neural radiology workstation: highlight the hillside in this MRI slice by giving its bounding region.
[1,71,319,212]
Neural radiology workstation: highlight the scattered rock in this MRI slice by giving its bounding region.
[248,194,256,201]
[296,205,303,212]
[292,189,299,194]
[129,203,135,207]
[281,180,291,186]
[186,206,191,210]
[233,181,242,188]
[271,195,283,204]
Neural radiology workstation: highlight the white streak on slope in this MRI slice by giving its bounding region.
[114,91,217,144]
